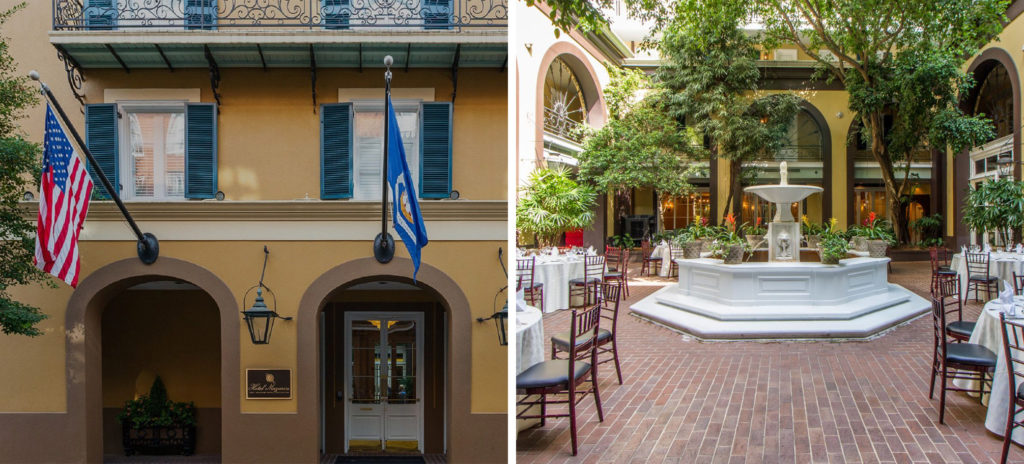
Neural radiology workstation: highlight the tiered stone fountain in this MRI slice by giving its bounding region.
[630,162,929,339]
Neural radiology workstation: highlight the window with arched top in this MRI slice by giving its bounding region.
[543,58,588,144]
[974,64,1013,141]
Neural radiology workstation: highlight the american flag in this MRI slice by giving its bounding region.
[35,104,93,287]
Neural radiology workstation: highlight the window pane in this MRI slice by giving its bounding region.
[128,111,185,199]
[353,105,420,201]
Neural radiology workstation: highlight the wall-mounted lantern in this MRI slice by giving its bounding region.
[242,246,292,345]
[477,247,509,346]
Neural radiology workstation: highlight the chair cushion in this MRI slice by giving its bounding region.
[1017,381,1024,401]
[946,320,976,339]
[945,343,997,367]
[646,257,662,261]
[569,277,602,286]
[516,359,592,390]
[969,275,998,282]
[604,272,622,279]
[550,329,612,349]
[936,269,957,276]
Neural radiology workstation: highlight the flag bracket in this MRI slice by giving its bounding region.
[31,71,160,266]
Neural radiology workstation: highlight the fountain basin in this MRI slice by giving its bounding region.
[630,257,930,339]
[744,184,824,222]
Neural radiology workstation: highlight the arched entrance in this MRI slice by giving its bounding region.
[65,257,240,463]
[959,49,1020,246]
[297,257,497,463]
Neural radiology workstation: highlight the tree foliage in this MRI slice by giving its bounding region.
[755,0,1004,243]
[0,3,50,337]
[576,66,695,221]
[657,0,801,221]
[517,168,598,247]
[962,177,1024,247]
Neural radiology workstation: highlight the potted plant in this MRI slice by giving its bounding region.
[818,218,849,265]
[516,168,597,248]
[714,213,746,264]
[609,233,636,250]
[672,231,703,259]
[743,217,767,249]
[910,213,944,248]
[801,215,823,249]
[118,376,197,456]
[857,212,896,258]
[690,215,713,252]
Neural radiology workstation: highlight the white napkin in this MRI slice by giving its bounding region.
[1000,281,1015,307]
[962,245,967,256]
[587,246,596,256]
[984,243,992,252]
[1017,243,1023,253]
[516,287,528,312]
[551,247,559,256]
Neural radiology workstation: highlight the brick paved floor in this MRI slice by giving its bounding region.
[516,261,1020,464]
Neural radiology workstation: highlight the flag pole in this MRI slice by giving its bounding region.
[29,71,160,265]
[373,56,396,263]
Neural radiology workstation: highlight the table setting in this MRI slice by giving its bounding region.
[953,282,1024,444]
[950,244,1024,299]
[515,288,544,432]
[517,246,596,312]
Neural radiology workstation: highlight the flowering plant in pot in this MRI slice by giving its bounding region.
[856,212,896,257]
[742,217,767,249]
[818,218,848,265]
[689,215,713,252]
[671,231,703,259]
[117,376,197,456]
[712,213,746,264]
[801,215,823,249]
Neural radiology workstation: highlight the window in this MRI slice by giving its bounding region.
[352,100,420,201]
[121,106,186,200]
[774,49,797,61]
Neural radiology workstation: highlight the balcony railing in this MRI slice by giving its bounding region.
[852,149,932,163]
[755,145,823,162]
[53,0,507,31]
[543,107,586,144]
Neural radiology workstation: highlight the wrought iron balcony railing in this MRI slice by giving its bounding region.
[53,0,507,31]
[543,107,586,144]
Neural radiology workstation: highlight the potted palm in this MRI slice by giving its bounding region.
[818,218,849,265]
[516,168,597,247]
[118,376,197,456]
[743,217,767,249]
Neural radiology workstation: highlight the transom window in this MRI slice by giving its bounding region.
[352,100,420,201]
[119,104,186,200]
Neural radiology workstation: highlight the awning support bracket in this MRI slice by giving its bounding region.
[106,44,130,73]
[310,45,318,114]
[154,44,174,72]
[54,46,85,109]
[204,45,222,108]
[450,44,461,104]
[256,44,268,71]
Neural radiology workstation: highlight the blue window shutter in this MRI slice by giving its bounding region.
[323,0,351,29]
[321,103,353,199]
[84,104,118,200]
[185,103,218,199]
[420,102,452,199]
[85,0,117,30]
[185,0,217,30]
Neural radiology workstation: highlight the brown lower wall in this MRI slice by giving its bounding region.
[103,408,222,455]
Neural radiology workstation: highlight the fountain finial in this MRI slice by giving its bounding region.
[779,161,789,185]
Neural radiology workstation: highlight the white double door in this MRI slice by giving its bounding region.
[343,312,424,453]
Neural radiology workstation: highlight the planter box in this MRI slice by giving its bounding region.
[122,420,196,456]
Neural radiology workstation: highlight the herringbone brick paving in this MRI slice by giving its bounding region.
[516,261,1019,463]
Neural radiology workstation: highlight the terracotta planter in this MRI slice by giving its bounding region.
[746,234,765,249]
[683,240,703,259]
[850,236,869,252]
[805,234,821,250]
[722,244,744,264]
[867,239,888,258]
[701,239,712,252]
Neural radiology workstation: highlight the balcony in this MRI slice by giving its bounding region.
[53,0,507,32]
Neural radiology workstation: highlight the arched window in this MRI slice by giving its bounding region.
[543,58,588,143]
[974,65,1013,141]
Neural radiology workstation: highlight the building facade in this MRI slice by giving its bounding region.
[0,0,508,462]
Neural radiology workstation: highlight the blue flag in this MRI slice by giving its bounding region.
[386,94,429,280]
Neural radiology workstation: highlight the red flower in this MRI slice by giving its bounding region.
[756,217,763,226]
[868,212,877,224]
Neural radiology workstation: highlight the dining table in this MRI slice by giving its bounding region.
[530,254,587,312]
[952,297,1024,445]
[950,251,1024,300]
[650,242,673,277]
[516,304,544,432]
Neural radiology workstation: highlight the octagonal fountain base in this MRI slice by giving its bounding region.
[630,257,930,339]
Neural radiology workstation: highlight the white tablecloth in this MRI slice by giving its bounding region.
[650,243,673,276]
[951,253,1024,299]
[952,299,1024,444]
[516,305,544,374]
[533,257,585,312]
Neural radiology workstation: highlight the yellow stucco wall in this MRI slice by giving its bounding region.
[1,240,507,414]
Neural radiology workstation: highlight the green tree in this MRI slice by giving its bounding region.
[962,178,1024,247]
[0,3,50,337]
[517,168,598,247]
[755,0,1004,243]
[657,0,801,222]
[576,66,695,234]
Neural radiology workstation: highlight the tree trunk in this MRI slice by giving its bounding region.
[722,159,743,221]
[866,114,910,245]
[615,188,633,239]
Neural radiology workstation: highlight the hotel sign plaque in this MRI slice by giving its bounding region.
[246,369,292,399]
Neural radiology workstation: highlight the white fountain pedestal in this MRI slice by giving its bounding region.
[630,257,930,339]
[768,222,801,262]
